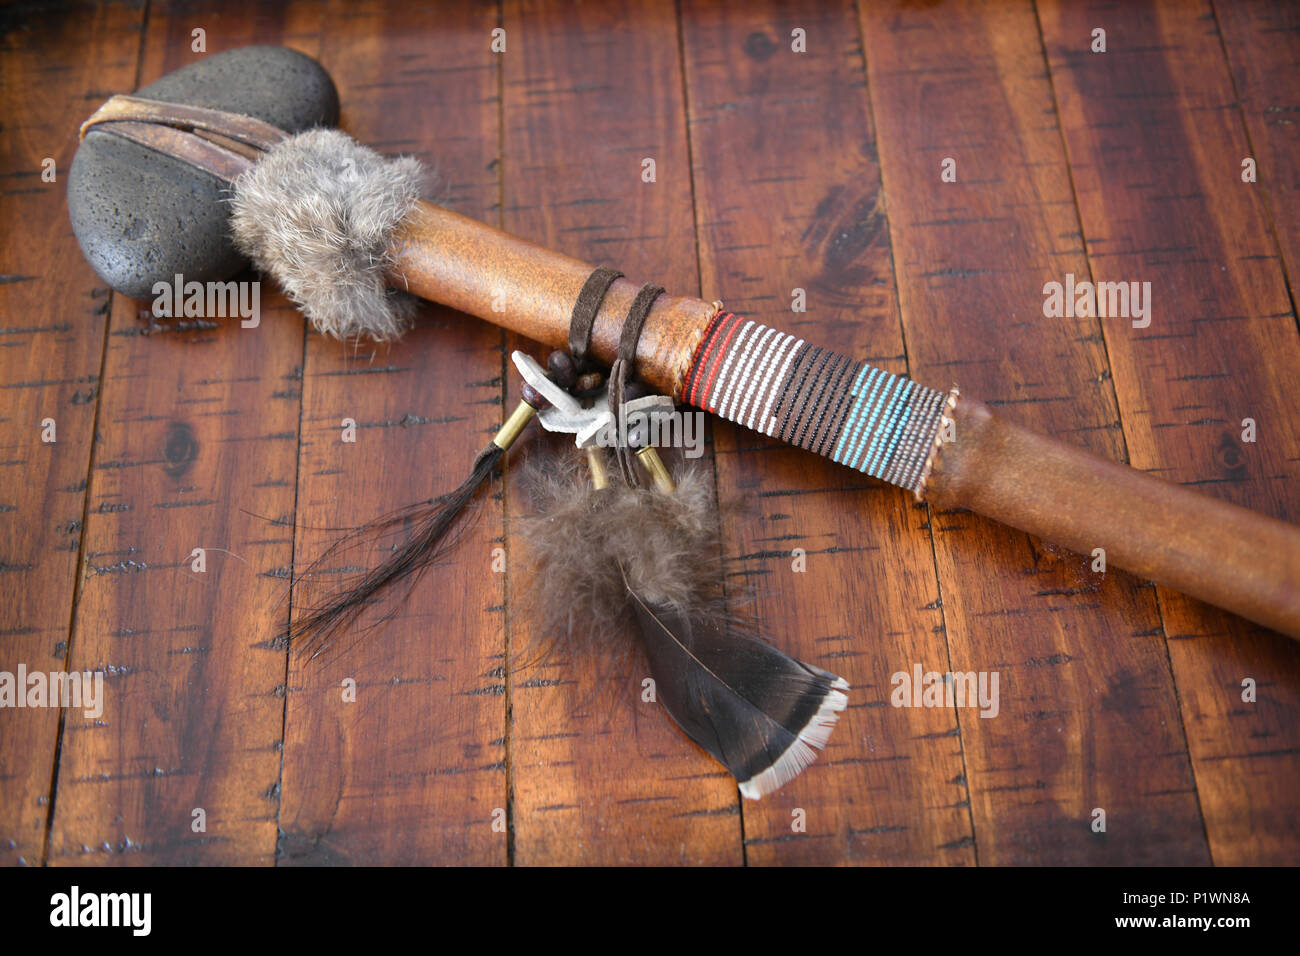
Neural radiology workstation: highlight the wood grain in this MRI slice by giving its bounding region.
[277,0,507,865]
[680,0,973,864]
[1038,0,1300,866]
[860,0,1208,864]
[3,0,1297,866]
[1214,0,1300,313]
[500,0,742,865]
[0,0,144,867]
[45,0,318,866]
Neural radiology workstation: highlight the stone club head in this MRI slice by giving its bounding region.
[67,45,339,299]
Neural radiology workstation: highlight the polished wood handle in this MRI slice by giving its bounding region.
[385,199,1300,640]
[926,395,1300,638]
[388,201,714,398]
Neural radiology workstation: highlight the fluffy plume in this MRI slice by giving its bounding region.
[515,456,722,659]
[229,127,423,341]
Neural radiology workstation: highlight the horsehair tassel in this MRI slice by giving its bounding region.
[78,93,1300,639]
[287,386,549,658]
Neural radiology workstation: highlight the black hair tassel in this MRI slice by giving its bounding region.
[286,389,547,658]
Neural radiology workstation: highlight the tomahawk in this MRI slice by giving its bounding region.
[68,46,1300,647]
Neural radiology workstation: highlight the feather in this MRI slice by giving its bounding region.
[515,455,717,662]
[622,563,849,799]
[516,452,849,797]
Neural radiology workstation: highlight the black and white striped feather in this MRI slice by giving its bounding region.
[622,563,848,798]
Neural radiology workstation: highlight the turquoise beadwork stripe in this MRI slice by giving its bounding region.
[833,365,877,464]
[845,369,891,469]
[866,379,914,477]
[849,374,902,471]
[860,377,905,474]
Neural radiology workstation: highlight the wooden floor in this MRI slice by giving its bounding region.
[3,0,1299,866]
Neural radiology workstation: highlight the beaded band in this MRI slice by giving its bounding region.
[685,311,949,496]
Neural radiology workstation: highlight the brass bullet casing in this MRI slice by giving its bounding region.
[493,399,537,451]
[586,446,610,490]
[635,446,676,494]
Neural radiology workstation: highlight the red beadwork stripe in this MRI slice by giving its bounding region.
[689,311,737,408]
[685,309,731,406]
[695,313,745,412]
[696,314,748,411]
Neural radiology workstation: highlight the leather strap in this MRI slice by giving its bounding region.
[79,94,288,183]
[567,266,623,369]
[610,283,664,485]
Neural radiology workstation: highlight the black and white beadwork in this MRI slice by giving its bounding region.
[685,312,950,495]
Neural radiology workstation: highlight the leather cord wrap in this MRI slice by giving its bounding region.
[610,283,665,485]
[567,266,624,369]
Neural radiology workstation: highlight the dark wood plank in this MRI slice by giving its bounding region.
[1038,0,1300,866]
[860,0,1209,864]
[11,0,1294,869]
[44,0,315,865]
[501,0,742,864]
[680,0,973,864]
[277,0,507,865]
[1215,1,1300,314]
[0,0,144,867]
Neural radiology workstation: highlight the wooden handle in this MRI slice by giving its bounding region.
[385,199,1300,639]
[388,201,714,398]
[926,395,1300,638]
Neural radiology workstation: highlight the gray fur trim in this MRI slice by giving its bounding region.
[229,128,424,341]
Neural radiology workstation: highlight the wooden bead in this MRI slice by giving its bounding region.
[520,383,550,410]
[576,371,605,396]
[546,349,577,389]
